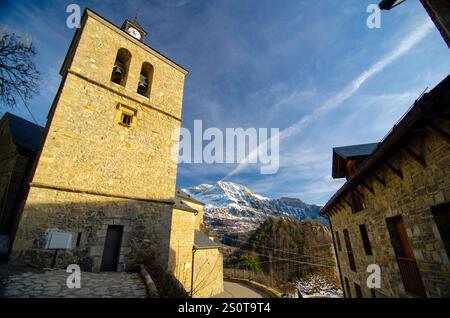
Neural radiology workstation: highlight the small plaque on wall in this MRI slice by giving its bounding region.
[45,230,73,250]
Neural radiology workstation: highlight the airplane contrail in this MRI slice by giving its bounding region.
[224,19,434,179]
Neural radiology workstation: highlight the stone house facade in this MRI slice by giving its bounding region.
[0,113,43,257]
[7,8,224,297]
[320,75,450,298]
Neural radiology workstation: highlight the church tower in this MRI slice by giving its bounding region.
[10,9,188,272]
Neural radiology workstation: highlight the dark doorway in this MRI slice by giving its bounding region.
[100,225,123,271]
[386,216,426,298]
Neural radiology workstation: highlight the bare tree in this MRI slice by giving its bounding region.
[0,28,40,109]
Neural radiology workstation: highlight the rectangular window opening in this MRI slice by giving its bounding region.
[343,229,357,272]
[344,277,351,298]
[359,224,373,255]
[431,202,450,259]
[335,231,342,251]
[121,113,132,126]
[76,232,82,247]
[354,283,363,298]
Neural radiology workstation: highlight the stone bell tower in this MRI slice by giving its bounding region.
[10,9,188,272]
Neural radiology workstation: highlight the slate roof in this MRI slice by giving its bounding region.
[333,143,379,160]
[2,112,44,152]
[322,74,450,215]
[176,189,205,206]
[194,231,219,250]
[332,143,378,178]
[173,199,198,213]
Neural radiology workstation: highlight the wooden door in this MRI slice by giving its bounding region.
[386,216,426,297]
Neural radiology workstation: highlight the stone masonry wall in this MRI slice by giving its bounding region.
[0,123,17,234]
[32,13,187,201]
[330,119,450,298]
[192,248,224,298]
[11,12,187,270]
[10,186,173,272]
[168,207,196,292]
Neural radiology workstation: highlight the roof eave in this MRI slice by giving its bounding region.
[321,75,450,216]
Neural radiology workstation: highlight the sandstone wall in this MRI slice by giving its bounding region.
[192,248,224,298]
[168,207,196,292]
[10,11,187,270]
[33,13,186,201]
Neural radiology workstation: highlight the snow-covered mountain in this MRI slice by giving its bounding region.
[183,181,325,235]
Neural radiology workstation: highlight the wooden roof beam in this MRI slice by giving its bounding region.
[362,181,375,195]
[371,173,386,187]
[427,123,450,144]
[354,187,365,199]
[385,162,403,180]
[402,146,426,168]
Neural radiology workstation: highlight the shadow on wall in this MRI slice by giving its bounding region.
[8,198,175,274]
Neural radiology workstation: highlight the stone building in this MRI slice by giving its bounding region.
[7,8,223,297]
[0,113,43,258]
[379,0,450,49]
[320,75,450,298]
[170,190,224,298]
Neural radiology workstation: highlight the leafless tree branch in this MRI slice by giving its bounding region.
[0,28,40,109]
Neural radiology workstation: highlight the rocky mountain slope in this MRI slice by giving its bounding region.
[183,181,326,236]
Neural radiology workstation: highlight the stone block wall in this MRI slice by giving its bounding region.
[10,186,173,271]
[10,11,187,271]
[192,248,224,298]
[330,120,450,298]
[168,207,196,291]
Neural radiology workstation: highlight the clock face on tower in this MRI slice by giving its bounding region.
[127,27,141,40]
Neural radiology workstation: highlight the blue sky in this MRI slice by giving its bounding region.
[1,0,449,205]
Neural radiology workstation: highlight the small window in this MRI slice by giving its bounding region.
[344,277,351,298]
[137,62,154,97]
[121,113,132,126]
[335,231,342,251]
[431,202,450,258]
[354,283,363,298]
[350,191,364,213]
[359,224,373,255]
[343,229,357,272]
[76,232,82,247]
[115,104,137,128]
[111,48,131,86]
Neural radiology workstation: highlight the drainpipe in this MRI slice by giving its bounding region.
[190,247,196,298]
[322,213,346,298]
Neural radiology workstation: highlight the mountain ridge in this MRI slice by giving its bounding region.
[183,181,326,236]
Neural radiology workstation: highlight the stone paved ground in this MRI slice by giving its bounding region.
[0,268,147,298]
